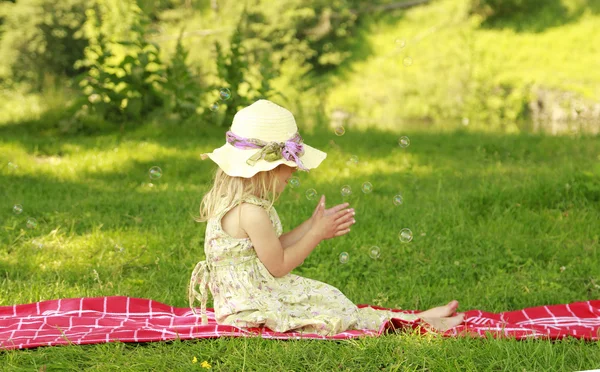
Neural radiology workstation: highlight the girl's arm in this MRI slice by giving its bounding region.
[279,219,312,249]
[279,201,352,249]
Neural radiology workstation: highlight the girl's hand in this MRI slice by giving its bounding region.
[309,195,355,241]
[310,198,353,220]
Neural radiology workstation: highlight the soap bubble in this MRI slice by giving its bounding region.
[334,126,345,136]
[361,182,373,194]
[26,218,38,229]
[395,39,406,48]
[305,188,317,200]
[399,228,413,243]
[7,162,18,170]
[115,244,125,253]
[403,57,413,66]
[398,136,410,148]
[209,102,219,112]
[393,195,403,206]
[149,166,162,180]
[219,88,231,100]
[289,177,300,188]
[12,204,23,215]
[341,185,352,197]
[339,252,349,264]
[369,246,381,259]
[349,155,358,165]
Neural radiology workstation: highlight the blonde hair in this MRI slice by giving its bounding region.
[195,166,282,223]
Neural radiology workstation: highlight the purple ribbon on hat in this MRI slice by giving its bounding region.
[226,130,308,171]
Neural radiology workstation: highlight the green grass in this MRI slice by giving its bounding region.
[1,114,599,370]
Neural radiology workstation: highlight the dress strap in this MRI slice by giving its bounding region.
[188,260,210,325]
[242,195,272,209]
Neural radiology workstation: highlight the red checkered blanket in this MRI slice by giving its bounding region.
[1,297,598,350]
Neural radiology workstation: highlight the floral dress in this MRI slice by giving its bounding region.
[189,195,418,336]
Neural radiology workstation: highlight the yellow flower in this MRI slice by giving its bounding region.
[201,360,211,369]
[192,356,198,364]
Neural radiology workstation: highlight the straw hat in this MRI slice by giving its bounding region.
[202,99,327,178]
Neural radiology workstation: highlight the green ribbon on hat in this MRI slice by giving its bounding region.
[246,142,283,165]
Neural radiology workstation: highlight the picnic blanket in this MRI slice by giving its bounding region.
[1,296,598,350]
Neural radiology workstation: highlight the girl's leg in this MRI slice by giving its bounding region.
[417,300,459,318]
[416,300,465,331]
[419,313,465,332]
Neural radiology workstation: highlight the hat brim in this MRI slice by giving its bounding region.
[204,143,327,178]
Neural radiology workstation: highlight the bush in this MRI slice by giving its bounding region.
[238,0,362,75]
[209,8,283,126]
[163,32,205,120]
[74,0,166,124]
[0,0,89,88]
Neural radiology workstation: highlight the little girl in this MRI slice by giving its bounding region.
[189,99,464,336]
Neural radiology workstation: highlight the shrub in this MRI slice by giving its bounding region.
[74,0,166,124]
[0,0,89,88]
[163,32,205,120]
[243,0,361,74]
[210,8,283,126]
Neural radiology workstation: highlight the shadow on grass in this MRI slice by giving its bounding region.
[479,0,599,33]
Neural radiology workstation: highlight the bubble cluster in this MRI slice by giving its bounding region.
[12,204,23,215]
[219,88,231,101]
[341,185,352,197]
[393,195,403,206]
[149,166,162,180]
[399,228,413,243]
[398,136,410,148]
[361,182,373,194]
[288,177,300,188]
[369,246,381,259]
[305,188,317,200]
[339,252,349,264]
[334,126,345,136]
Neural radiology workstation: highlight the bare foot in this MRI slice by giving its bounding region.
[417,300,459,318]
[420,313,465,332]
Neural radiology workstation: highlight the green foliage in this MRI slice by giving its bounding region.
[0,0,89,88]
[163,32,205,119]
[243,0,362,74]
[212,9,282,126]
[213,17,251,126]
[136,0,192,19]
[73,0,166,126]
[463,77,532,132]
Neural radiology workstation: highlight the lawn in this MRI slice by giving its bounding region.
[1,115,599,371]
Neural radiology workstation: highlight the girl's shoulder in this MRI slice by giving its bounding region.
[241,194,273,209]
